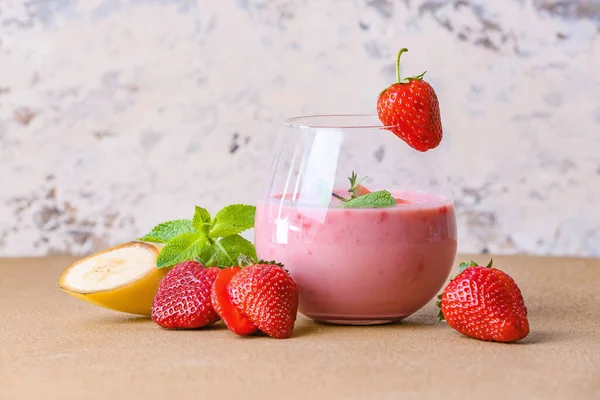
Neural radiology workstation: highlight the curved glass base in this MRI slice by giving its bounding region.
[316,319,397,326]
[307,314,407,326]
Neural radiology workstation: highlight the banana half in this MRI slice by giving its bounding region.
[58,241,169,316]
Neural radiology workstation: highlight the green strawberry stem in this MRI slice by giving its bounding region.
[395,48,427,84]
[331,171,368,203]
[395,48,406,83]
[347,171,367,199]
[332,192,349,203]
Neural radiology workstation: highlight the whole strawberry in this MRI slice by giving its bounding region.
[211,262,298,339]
[438,259,529,343]
[377,48,442,152]
[152,261,220,329]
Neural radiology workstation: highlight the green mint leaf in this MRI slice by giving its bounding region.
[198,245,217,267]
[138,219,196,243]
[209,204,256,238]
[192,206,211,236]
[343,190,396,209]
[211,235,257,267]
[156,233,208,269]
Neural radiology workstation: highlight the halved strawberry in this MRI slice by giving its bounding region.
[228,263,298,339]
[211,267,258,336]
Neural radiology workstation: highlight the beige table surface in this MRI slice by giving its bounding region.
[1,255,599,399]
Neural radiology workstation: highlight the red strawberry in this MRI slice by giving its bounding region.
[211,267,258,336]
[229,262,299,338]
[377,48,442,152]
[354,184,371,197]
[151,261,220,329]
[211,262,299,339]
[438,259,529,343]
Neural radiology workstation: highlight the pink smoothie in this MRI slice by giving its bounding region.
[254,191,457,324]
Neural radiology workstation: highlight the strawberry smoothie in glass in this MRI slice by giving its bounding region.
[254,115,457,325]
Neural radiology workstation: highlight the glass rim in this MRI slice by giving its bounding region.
[284,114,399,130]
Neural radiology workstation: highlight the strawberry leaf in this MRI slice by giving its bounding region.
[436,293,445,321]
[256,259,286,269]
[458,262,469,273]
[486,258,493,268]
[458,260,479,274]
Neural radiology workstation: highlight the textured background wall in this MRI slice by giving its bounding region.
[1,0,599,257]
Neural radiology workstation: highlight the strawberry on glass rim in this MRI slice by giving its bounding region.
[377,48,443,152]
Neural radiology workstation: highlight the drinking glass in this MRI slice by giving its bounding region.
[254,115,457,325]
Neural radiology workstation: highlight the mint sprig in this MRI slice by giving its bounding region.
[344,190,397,208]
[333,171,397,209]
[192,206,211,236]
[209,204,255,238]
[139,204,257,269]
[137,220,197,243]
[203,235,257,267]
[156,233,208,269]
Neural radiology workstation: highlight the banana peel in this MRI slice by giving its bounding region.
[58,241,169,316]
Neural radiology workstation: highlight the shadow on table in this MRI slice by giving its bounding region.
[311,315,565,345]
[310,316,438,331]
[83,315,227,330]
[80,314,563,344]
[517,329,563,345]
[85,314,152,325]
[84,315,320,337]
